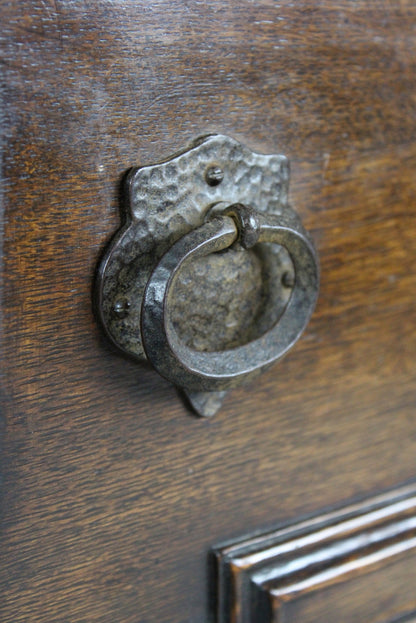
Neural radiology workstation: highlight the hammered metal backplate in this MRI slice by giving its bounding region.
[95,135,310,416]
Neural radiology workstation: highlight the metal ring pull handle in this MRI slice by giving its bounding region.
[141,205,319,392]
[96,135,320,416]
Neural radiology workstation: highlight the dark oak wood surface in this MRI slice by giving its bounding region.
[1,2,416,622]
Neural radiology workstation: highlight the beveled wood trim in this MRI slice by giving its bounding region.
[213,485,416,623]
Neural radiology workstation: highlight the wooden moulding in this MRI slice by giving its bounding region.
[213,485,416,623]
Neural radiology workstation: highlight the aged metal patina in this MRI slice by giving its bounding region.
[95,135,319,416]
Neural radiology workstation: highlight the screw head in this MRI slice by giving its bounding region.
[113,297,130,319]
[282,271,295,289]
[205,165,224,186]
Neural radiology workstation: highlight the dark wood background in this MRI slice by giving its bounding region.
[1,1,416,621]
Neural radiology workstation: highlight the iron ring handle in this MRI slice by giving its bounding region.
[141,206,319,392]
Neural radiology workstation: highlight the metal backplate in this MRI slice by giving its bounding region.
[95,135,299,415]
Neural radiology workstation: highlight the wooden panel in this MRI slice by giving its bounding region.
[214,486,416,623]
[1,1,416,622]
[277,560,416,623]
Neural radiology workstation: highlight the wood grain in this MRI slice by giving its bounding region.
[1,1,416,622]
